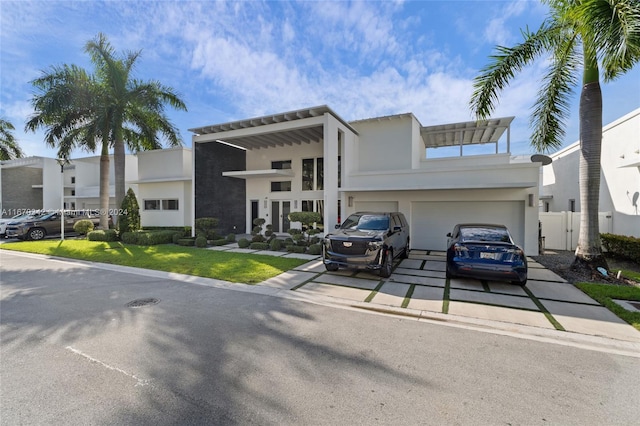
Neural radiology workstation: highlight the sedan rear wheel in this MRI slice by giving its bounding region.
[28,227,46,241]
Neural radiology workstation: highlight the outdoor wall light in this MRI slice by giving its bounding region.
[348,196,354,207]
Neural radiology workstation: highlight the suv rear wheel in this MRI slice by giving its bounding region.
[28,227,46,241]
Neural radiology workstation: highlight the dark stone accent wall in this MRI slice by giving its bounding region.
[1,167,43,217]
[194,141,246,235]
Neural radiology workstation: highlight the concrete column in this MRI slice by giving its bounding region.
[323,114,339,230]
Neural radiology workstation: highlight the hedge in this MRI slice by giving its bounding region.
[249,242,269,250]
[87,229,118,242]
[121,230,179,245]
[176,238,195,246]
[211,238,228,246]
[286,245,306,254]
[308,244,322,255]
[601,233,640,263]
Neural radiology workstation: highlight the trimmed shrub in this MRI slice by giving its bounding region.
[270,238,284,251]
[237,238,250,248]
[288,211,322,230]
[249,242,269,250]
[252,234,265,243]
[73,219,94,235]
[176,238,195,246]
[87,229,118,242]
[284,237,294,245]
[226,233,236,243]
[601,233,640,263]
[195,217,219,240]
[172,233,182,244]
[288,228,302,236]
[211,238,229,246]
[308,244,322,255]
[118,188,141,233]
[195,236,208,248]
[286,244,306,254]
[121,230,178,245]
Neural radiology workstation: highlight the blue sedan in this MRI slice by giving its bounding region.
[445,224,528,286]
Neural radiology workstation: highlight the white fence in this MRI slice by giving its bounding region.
[539,211,613,251]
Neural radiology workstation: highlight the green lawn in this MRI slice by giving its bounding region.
[576,282,640,331]
[0,240,308,284]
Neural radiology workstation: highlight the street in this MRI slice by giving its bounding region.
[1,251,639,425]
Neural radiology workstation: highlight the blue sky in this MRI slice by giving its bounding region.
[1,0,639,159]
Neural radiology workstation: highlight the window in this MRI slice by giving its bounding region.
[271,181,291,192]
[271,160,291,170]
[302,158,314,190]
[545,202,550,212]
[302,157,324,191]
[569,199,576,212]
[71,176,76,184]
[162,199,179,210]
[144,200,160,210]
[144,199,179,211]
[71,190,76,196]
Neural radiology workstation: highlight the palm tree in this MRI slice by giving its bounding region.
[0,118,24,160]
[470,0,640,271]
[83,33,187,211]
[26,33,187,229]
[26,64,112,229]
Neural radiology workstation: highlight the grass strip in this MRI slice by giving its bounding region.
[521,285,565,331]
[401,284,415,309]
[1,240,307,284]
[575,282,640,331]
[364,281,386,303]
[443,278,451,314]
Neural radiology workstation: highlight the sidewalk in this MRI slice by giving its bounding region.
[229,247,640,345]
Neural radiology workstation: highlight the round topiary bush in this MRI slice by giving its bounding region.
[195,236,207,248]
[238,238,250,248]
[73,219,95,236]
[270,238,284,251]
[308,244,322,255]
[226,233,236,243]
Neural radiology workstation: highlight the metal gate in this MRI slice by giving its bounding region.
[539,211,612,250]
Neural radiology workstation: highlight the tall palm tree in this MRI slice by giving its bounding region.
[84,33,187,211]
[0,118,24,160]
[26,64,112,229]
[470,0,640,271]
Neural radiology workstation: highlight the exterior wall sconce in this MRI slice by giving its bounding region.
[294,200,298,209]
[264,197,268,209]
[348,196,354,207]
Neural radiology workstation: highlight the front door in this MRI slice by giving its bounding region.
[271,200,291,233]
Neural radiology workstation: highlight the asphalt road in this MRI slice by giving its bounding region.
[2,251,639,425]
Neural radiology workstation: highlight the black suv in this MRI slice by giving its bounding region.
[322,211,410,277]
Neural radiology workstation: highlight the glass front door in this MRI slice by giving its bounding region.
[271,200,291,233]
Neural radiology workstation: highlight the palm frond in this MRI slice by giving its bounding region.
[530,34,581,152]
[470,20,560,120]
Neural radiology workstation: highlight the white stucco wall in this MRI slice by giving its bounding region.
[138,181,191,227]
[350,115,414,173]
[542,108,640,237]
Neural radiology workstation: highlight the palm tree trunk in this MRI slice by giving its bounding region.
[99,138,110,230]
[573,52,608,271]
[114,139,126,219]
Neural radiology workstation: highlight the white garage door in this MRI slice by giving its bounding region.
[353,201,398,212]
[411,201,525,251]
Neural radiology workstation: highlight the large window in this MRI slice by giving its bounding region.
[302,157,323,191]
[302,199,324,225]
[144,199,179,211]
[271,181,291,192]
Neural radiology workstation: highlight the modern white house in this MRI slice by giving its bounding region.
[539,107,640,249]
[190,105,543,254]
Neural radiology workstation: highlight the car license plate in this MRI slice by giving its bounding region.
[480,252,496,260]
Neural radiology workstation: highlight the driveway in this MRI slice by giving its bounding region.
[254,249,640,347]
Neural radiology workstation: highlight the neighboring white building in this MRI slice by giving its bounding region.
[1,149,192,228]
[540,107,640,240]
[133,147,192,227]
[191,106,542,254]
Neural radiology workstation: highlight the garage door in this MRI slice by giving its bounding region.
[353,201,398,212]
[411,201,525,251]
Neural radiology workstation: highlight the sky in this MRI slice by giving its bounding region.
[1,0,639,160]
